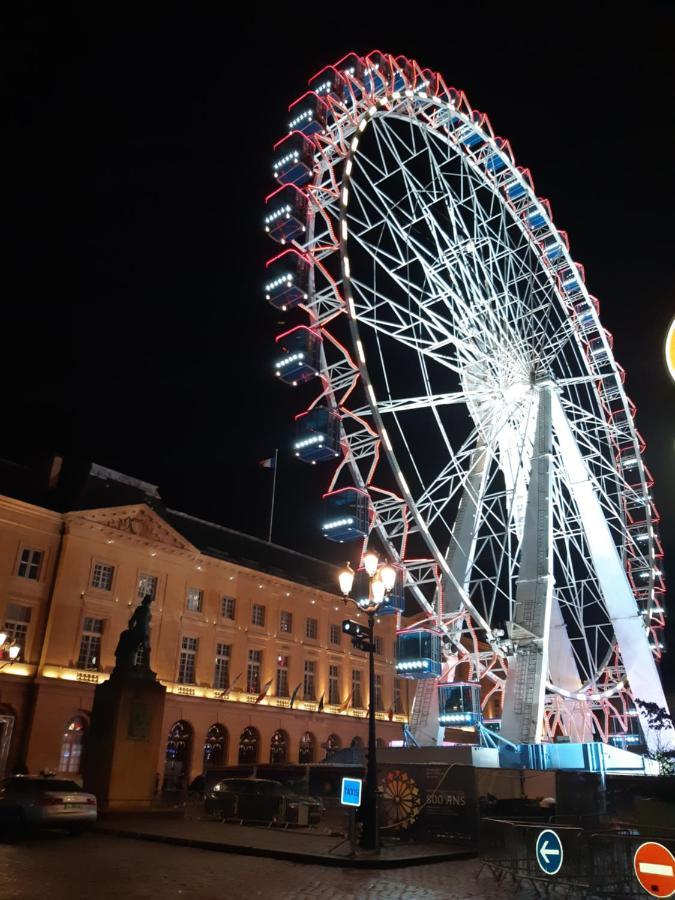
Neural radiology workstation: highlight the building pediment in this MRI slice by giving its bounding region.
[68,504,196,552]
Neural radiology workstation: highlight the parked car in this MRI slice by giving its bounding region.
[205,778,323,826]
[0,776,97,832]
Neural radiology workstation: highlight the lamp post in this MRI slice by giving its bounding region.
[0,632,21,672]
[339,553,397,852]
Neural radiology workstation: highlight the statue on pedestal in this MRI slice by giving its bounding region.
[113,594,156,679]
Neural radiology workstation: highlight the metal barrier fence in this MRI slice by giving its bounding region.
[479,817,675,898]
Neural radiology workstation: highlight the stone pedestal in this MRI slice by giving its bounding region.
[83,670,166,810]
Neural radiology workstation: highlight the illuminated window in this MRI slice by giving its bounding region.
[270,729,288,764]
[299,731,315,764]
[238,726,259,764]
[375,636,383,655]
[17,548,43,580]
[394,678,404,714]
[91,562,114,591]
[351,670,363,708]
[59,716,86,774]
[186,587,203,613]
[178,636,198,684]
[328,665,340,705]
[137,574,158,601]
[375,674,384,711]
[247,649,262,694]
[276,654,289,697]
[2,603,31,660]
[303,660,316,700]
[77,617,103,670]
[213,643,230,690]
[252,604,266,627]
[280,610,293,633]
[221,596,236,620]
[329,624,341,646]
[305,617,318,640]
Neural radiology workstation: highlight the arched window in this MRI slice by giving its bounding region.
[163,720,193,790]
[299,731,315,764]
[375,737,386,749]
[59,716,86,774]
[270,729,288,764]
[325,733,341,759]
[238,726,259,765]
[203,723,228,770]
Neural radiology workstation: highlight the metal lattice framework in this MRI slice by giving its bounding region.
[263,51,669,750]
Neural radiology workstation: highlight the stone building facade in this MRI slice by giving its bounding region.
[0,464,407,785]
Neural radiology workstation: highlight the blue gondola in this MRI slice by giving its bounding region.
[505,178,527,200]
[543,237,564,261]
[273,326,321,386]
[272,132,314,187]
[526,208,547,231]
[321,487,369,542]
[483,151,507,173]
[308,67,347,102]
[294,407,340,464]
[263,185,307,245]
[287,92,327,137]
[395,629,442,679]
[263,249,309,312]
[438,682,482,727]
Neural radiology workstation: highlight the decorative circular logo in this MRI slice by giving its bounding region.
[379,769,422,830]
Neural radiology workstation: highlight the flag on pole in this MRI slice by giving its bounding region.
[339,692,353,712]
[289,682,303,708]
[219,672,242,699]
[387,706,394,721]
[318,693,325,712]
[259,456,276,469]
[255,678,274,704]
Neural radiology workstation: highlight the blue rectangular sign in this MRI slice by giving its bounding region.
[340,776,362,807]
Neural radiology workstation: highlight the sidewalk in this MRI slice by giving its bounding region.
[96,810,475,869]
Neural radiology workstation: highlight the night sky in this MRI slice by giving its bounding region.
[4,6,675,669]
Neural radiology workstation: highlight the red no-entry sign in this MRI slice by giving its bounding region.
[634,842,675,897]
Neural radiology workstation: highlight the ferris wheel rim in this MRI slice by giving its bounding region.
[267,50,664,710]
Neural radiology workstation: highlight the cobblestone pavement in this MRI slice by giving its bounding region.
[0,831,537,900]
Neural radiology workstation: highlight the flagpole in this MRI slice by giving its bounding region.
[268,448,278,543]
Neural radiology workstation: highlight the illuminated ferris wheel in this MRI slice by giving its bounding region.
[263,51,670,751]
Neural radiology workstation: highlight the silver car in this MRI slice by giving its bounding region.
[0,776,97,832]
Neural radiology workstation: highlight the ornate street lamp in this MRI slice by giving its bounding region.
[0,632,21,671]
[339,552,396,852]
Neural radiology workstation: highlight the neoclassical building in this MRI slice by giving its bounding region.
[0,461,407,785]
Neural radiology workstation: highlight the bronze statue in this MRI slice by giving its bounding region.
[113,594,155,677]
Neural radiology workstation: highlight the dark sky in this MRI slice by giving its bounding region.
[3,5,675,668]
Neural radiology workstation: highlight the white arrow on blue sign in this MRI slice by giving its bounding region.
[536,829,563,875]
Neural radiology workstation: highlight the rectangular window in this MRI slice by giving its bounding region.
[247,649,262,694]
[276,654,289,697]
[375,674,384,711]
[375,636,383,655]
[221,596,236,620]
[279,610,293,634]
[137,573,158,601]
[394,678,404,714]
[77,617,103,670]
[186,587,203,613]
[17,548,43,580]
[251,604,266,627]
[2,603,32,660]
[328,664,340,706]
[303,660,316,701]
[213,643,230,690]
[91,562,114,591]
[351,669,363,709]
[329,624,341,646]
[178,636,198,684]
[305,617,318,640]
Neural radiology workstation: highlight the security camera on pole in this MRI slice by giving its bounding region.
[338,552,397,852]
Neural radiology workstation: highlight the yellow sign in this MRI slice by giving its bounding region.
[667,318,675,383]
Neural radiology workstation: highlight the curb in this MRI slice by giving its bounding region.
[95,825,476,869]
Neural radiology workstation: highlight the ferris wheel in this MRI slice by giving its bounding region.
[263,51,670,752]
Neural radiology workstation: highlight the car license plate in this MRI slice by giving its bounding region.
[64,802,84,809]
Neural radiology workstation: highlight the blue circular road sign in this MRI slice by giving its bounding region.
[536,829,563,876]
